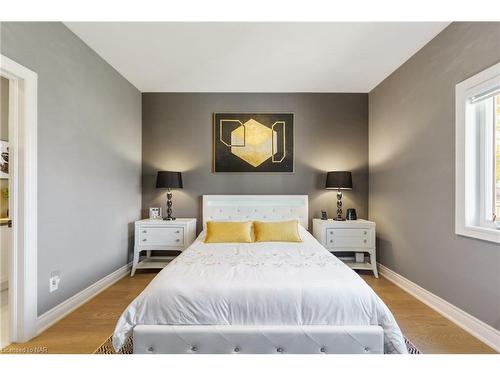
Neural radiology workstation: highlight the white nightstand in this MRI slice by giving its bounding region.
[312,219,378,278]
[131,218,197,276]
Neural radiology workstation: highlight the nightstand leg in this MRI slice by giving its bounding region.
[372,262,379,278]
[146,250,152,258]
[131,247,139,277]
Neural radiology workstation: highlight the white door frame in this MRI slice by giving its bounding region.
[0,54,38,342]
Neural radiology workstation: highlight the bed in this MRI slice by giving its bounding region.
[113,195,408,354]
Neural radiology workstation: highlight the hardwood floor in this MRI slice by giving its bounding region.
[1,270,496,354]
[2,271,156,354]
[361,273,496,354]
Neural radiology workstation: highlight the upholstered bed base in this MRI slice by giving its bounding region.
[133,325,384,354]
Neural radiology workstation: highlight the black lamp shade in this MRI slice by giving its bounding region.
[156,171,183,189]
[325,171,352,190]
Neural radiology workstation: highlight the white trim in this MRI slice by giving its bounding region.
[1,54,38,342]
[378,263,500,353]
[37,263,131,334]
[455,61,500,243]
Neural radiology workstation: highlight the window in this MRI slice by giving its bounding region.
[456,62,500,243]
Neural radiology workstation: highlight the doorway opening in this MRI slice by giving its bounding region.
[0,75,11,348]
[0,54,38,345]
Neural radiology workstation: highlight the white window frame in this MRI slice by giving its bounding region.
[455,61,500,244]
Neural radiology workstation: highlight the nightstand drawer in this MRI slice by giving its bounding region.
[139,226,184,246]
[326,228,372,248]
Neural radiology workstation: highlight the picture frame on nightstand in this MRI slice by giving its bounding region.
[149,207,162,219]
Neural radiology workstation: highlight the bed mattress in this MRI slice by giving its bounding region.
[113,226,407,353]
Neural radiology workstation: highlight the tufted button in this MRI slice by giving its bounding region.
[147,346,154,353]
[234,346,240,353]
[364,347,370,353]
[191,345,198,352]
[320,347,326,353]
[276,347,284,353]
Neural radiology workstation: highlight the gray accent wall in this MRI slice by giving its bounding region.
[142,93,368,231]
[369,22,500,329]
[1,22,142,315]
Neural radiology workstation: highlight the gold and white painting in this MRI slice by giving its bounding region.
[213,113,294,172]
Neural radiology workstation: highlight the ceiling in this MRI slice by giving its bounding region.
[65,22,449,93]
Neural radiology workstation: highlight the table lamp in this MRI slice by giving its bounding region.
[156,171,183,220]
[325,171,352,221]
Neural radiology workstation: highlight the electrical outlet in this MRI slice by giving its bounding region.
[49,271,61,293]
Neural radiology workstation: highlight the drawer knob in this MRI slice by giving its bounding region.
[142,238,147,242]
[330,239,333,243]
[330,231,333,235]
[364,231,367,235]
[176,230,180,234]
[176,239,180,242]
[142,230,147,233]
[363,239,367,243]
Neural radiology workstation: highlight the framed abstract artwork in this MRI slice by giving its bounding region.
[213,113,294,173]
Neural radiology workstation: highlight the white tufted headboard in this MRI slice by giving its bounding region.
[202,195,309,230]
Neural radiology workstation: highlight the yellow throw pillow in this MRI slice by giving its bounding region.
[253,220,302,242]
[204,221,253,243]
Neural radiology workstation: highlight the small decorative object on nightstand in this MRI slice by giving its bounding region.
[312,218,378,278]
[346,208,357,220]
[131,218,196,276]
[325,171,352,221]
[156,171,183,220]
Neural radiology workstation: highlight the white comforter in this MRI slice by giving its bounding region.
[113,227,408,353]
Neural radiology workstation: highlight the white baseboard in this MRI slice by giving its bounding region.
[378,263,500,352]
[37,262,131,334]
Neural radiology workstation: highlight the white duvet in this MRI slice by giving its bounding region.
[113,227,408,353]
